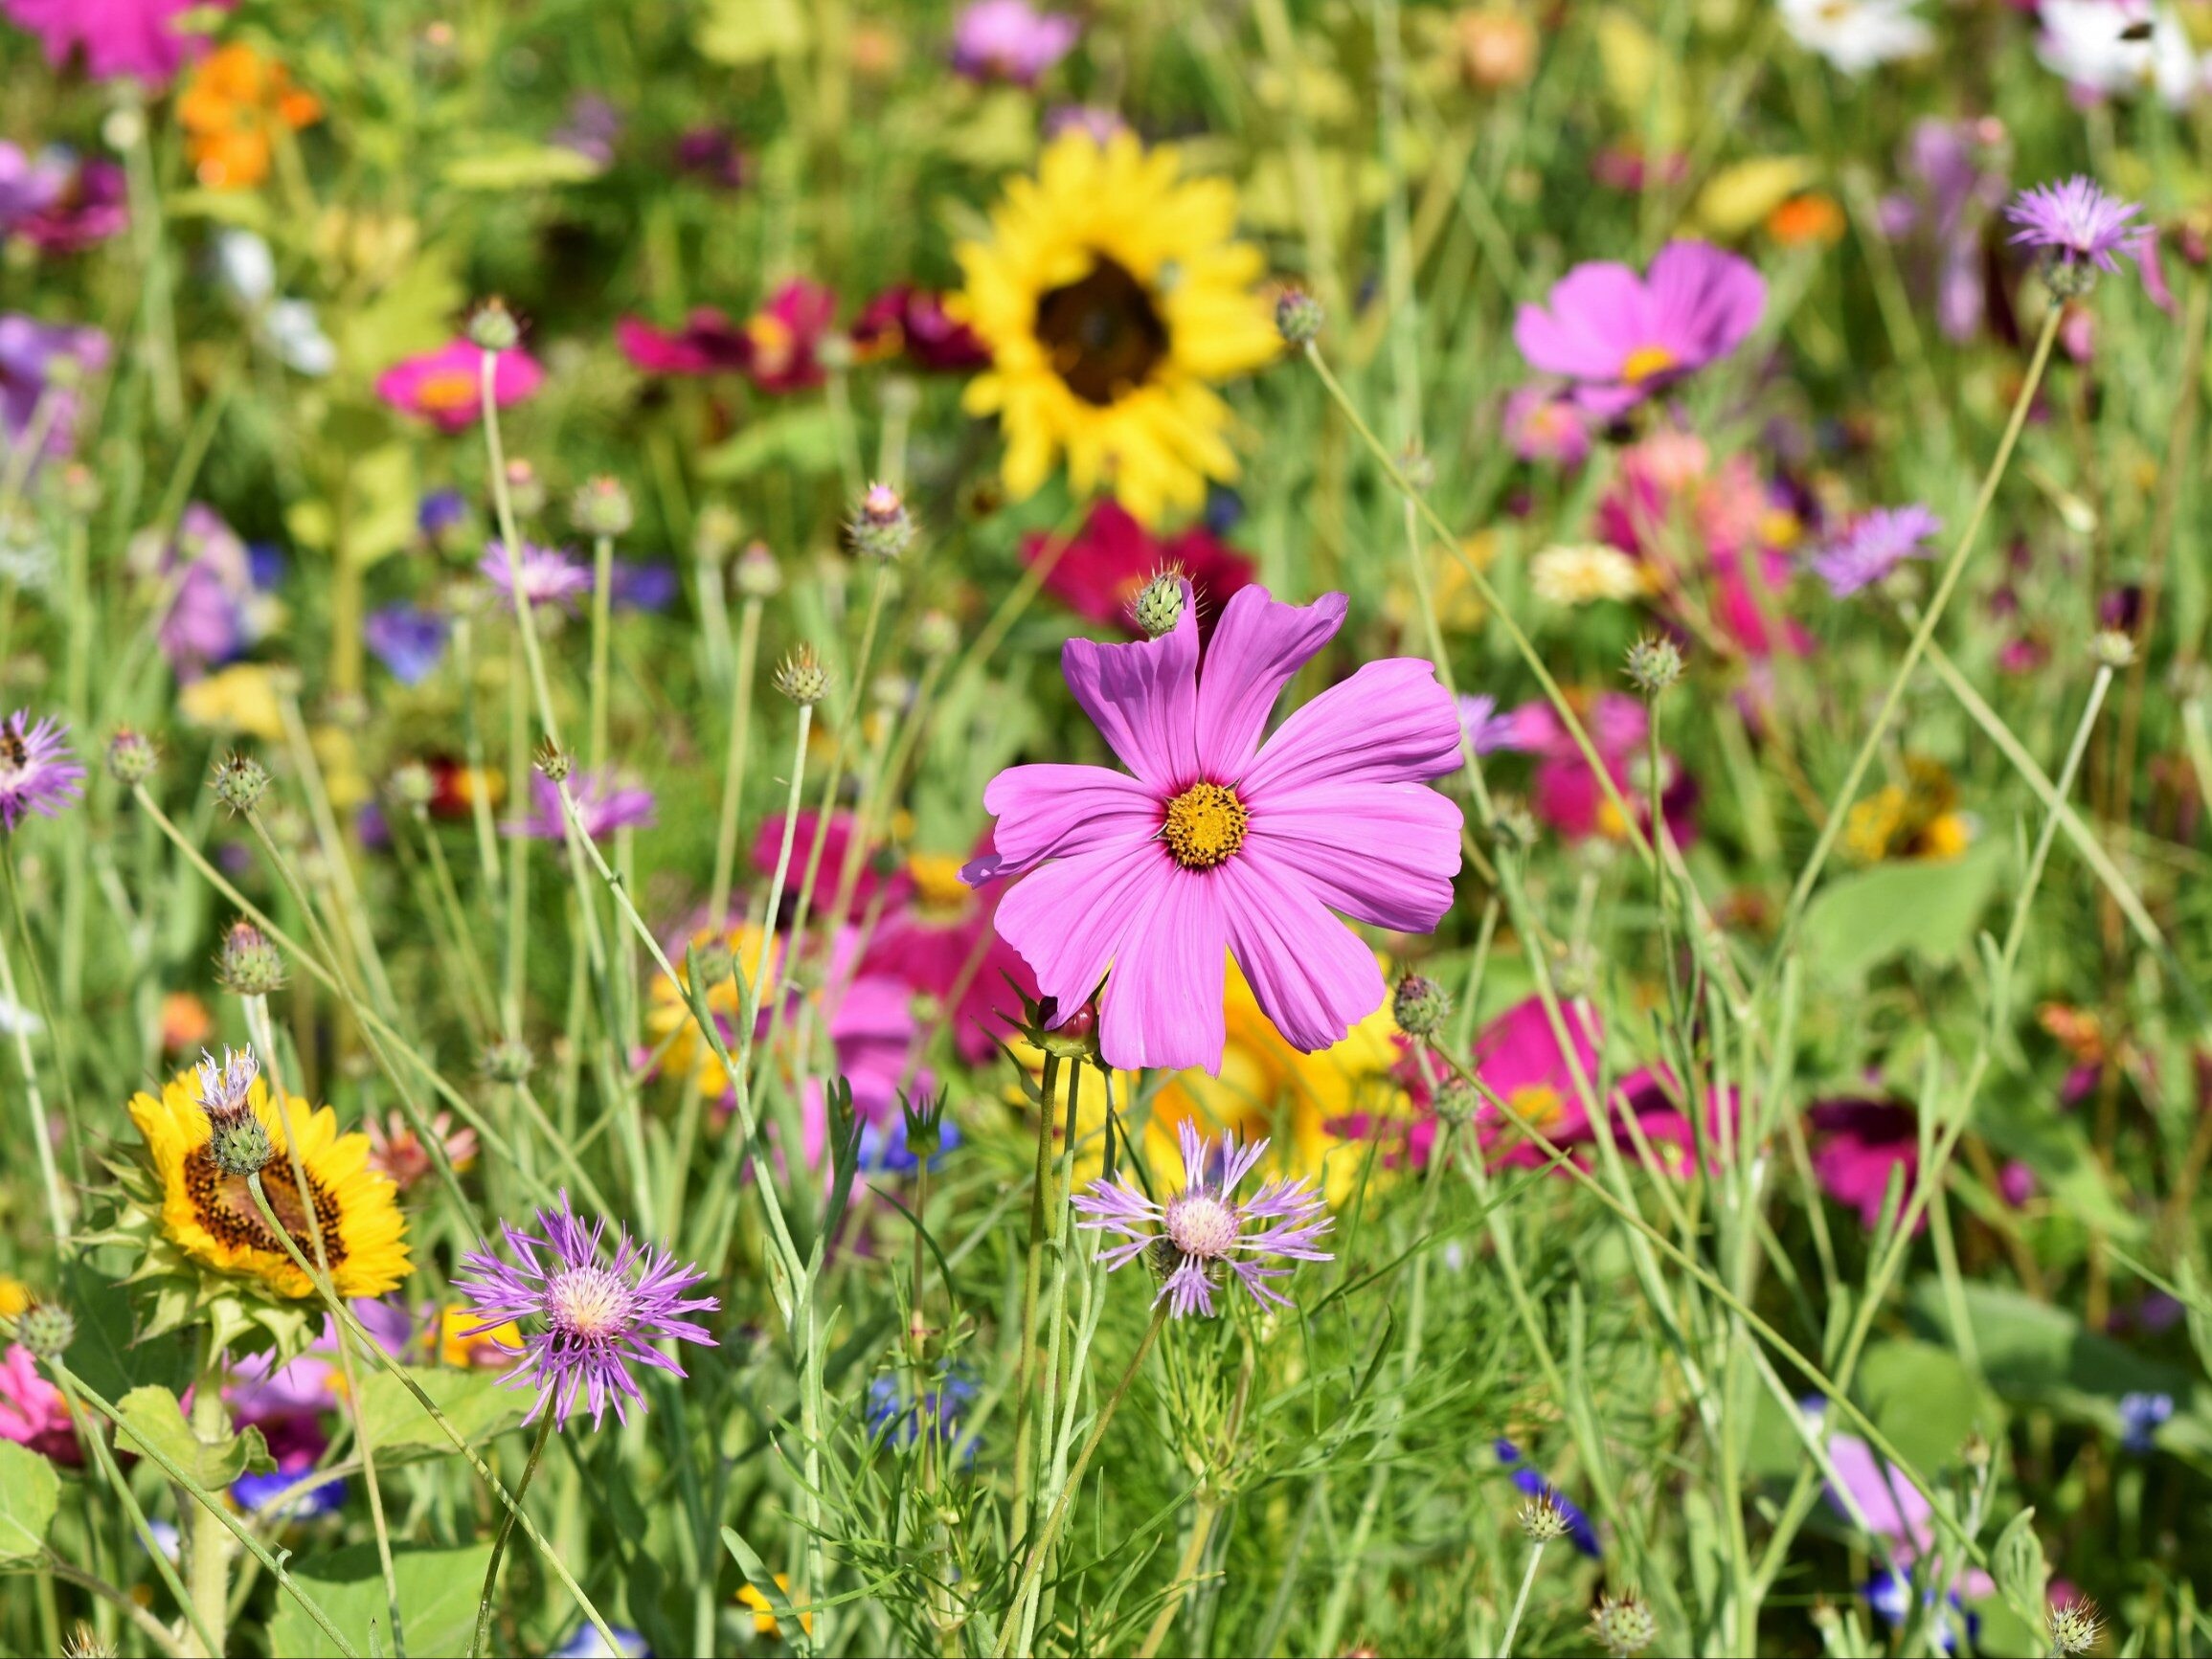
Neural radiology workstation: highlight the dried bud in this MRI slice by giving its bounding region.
[1518,1490,1570,1543]
[1391,973,1451,1041]
[571,476,634,538]
[914,609,959,658]
[2089,629,2135,669]
[15,1298,76,1360]
[210,752,270,815]
[774,643,831,706]
[216,920,286,997]
[502,459,546,518]
[848,481,917,561]
[1623,634,1684,697]
[481,1039,534,1084]
[1130,569,1186,639]
[195,1045,271,1176]
[2048,1596,2103,1658]
[734,541,783,598]
[533,740,573,783]
[106,727,158,786]
[1275,285,1324,346]
[1591,1591,1658,1658]
[466,297,522,353]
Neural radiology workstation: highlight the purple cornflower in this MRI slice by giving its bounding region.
[363,603,451,686]
[454,1192,717,1430]
[0,711,85,830]
[418,488,467,541]
[514,769,656,842]
[1810,504,1943,597]
[1071,1123,1333,1317]
[951,0,1078,84]
[480,542,593,612]
[2005,177,2145,274]
[867,1371,979,1462]
[608,559,679,613]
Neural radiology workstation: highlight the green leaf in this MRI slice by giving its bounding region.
[441,144,603,191]
[0,1442,58,1561]
[354,1367,526,1457]
[1858,1339,1998,1469]
[265,1541,494,1659]
[59,1263,193,1404]
[721,1525,806,1646]
[1799,839,2006,980]
[113,1386,273,1489]
[1991,1508,2048,1629]
[1907,1279,2197,1413]
[340,443,421,570]
[696,408,845,482]
[695,0,807,63]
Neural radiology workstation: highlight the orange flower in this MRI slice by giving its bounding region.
[178,44,323,191]
[1767,192,1846,249]
[159,991,214,1054]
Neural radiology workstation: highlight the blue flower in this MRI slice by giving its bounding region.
[858,1112,961,1176]
[609,559,680,612]
[418,488,468,540]
[550,1626,651,1658]
[364,603,452,687]
[868,1372,979,1464]
[2118,1391,2173,1453]
[231,1468,346,1520]
[1494,1439,1600,1557]
[1864,1569,1976,1654]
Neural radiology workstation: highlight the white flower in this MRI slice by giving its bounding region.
[2036,0,2207,108]
[0,997,41,1038]
[213,230,336,377]
[1530,542,1645,606]
[1779,0,1933,74]
[265,300,337,377]
[214,229,277,305]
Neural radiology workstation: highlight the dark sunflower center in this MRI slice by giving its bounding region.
[1034,256,1168,406]
[185,1145,349,1266]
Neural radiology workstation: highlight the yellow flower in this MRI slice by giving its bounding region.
[434,1304,519,1369]
[1841,757,1973,863]
[127,1067,410,1300]
[647,923,781,1100]
[179,662,284,739]
[0,1277,27,1318]
[956,131,1280,527]
[737,1577,812,1639]
[1529,542,1646,606]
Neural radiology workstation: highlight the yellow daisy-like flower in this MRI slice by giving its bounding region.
[127,1067,410,1300]
[647,923,782,1101]
[956,130,1280,526]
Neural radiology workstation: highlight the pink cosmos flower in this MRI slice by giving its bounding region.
[615,308,750,377]
[3,0,227,84]
[750,810,906,914]
[964,582,1464,1072]
[376,338,544,434]
[0,1343,77,1464]
[1807,1098,1921,1231]
[1496,694,1698,846]
[951,0,1080,84]
[1024,500,1256,641]
[864,833,1040,1065]
[1502,384,1593,465]
[1514,240,1766,416]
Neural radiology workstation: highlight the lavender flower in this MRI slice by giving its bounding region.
[1457,693,1519,755]
[951,0,1078,85]
[2005,177,2145,274]
[0,313,108,463]
[1071,1123,1333,1317]
[454,1192,717,1429]
[1810,504,1943,597]
[512,769,656,842]
[866,1371,979,1462]
[363,603,451,686]
[480,542,593,612]
[0,711,85,830]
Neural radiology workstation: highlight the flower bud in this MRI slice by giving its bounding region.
[210,752,270,816]
[691,937,735,990]
[774,643,830,706]
[1391,973,1451,1041]
[389,760,436,811]
[56,463,100,517]
[2089,628,2135,669]
[734,540,783,598]
[1397,444,1436,493]
[1130,569,1186,639]
[217,920,286,997]
[502,459,546,518]
[914,609,959,658]
[1433,1075,1479,1127]
[481,1039,534,1084]
[1275,286,1324,347]
[1518,1490,1569,1543]
[695,503,742,567]
[16,1298,76,1360]
[1037,995,1101,1061]
[106,727,158,786]
[848,482,917,561]
[571,476,634,538]
[533,739,573,783]
[1591,1592,1657,1658]
[1623,634,1684,697]
[466,298,521,353]
[2048,1597,2103,1658]
[209,1111,274,1177]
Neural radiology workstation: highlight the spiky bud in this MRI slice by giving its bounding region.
[1130,570,1186,639]
[502,459,546,518]
[106,727,158,786]
[1623,634,1684,698]
[1518,1490,1570,1544]
[60,1621,113,1659]
[465,297,521,353]
[1391,973,1451,1041]
[1275,286,1324,346]
[193,1044,272,1176]
[533,740,573,783]
[734,541,783,598]
[691,937,735,990]
[849,482,917,561]
[389,760,436,812]
[481,1039,534,1084]
[216,920,286,997]
[2089,629,2135,670]
[2047,1597,2102,1657]
[1433,1075,1479,1127]
[902,1088,946,1162]
[914,609,959,658]
[1591,1592,1658,1658]
[210,752,270,816]
[571,476,634,538]
[209,1111,273,1177]
[2042,257,2100,301]
[774,643,831,706]
[15,1298,76,1360]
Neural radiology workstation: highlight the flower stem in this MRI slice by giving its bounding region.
[1498,1539,1548,1659]
[1136,1495,1220,1659]
[1008,1051,1062,1543]
[184,1348,232,1659]
[707,594,766,928]
[0,899,67,1249]
[470,1408,555,1658]
[589,532,615,769]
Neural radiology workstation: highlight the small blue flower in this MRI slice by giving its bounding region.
[418,488,468,541]
[1864,1569,1976,1654]
[1494,1439,1600,1557]
[550,1625,651,1659]
[609,559,680,612]
[858,1112,961,1176]
[2118,1391,2173,1453]
[868,1372,980,1464]
[364,603,452,687]
[232,1468,346,1520]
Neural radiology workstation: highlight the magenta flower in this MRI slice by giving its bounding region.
[951,0,1079,84]
[1811,504,1942,597]
[2005,176,2146,274]
[514,769,656,842]
[615,308,750,377]
[1514,240,1766,416]
[1072,1122,1333,1316]
[1496,694,1697,846]
[376,338,544,434]
[736,279,837,394]
[454,1193,717,1430]
[480,542,592,612]
[2,0,226,83]
[0,711,85,831]
[0,1343,77,1464]
[1807,1098,1922,1232]
[11,149,127,255]
[964,582,1464,1072]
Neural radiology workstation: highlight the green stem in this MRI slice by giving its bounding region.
[589,532,615,770]
[185,1351,233,1659]
[470,1409,556,1658]
[0,899,67,1249]
[1498,1539,1547,1659]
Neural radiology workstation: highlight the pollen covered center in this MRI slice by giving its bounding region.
[1163,1190,1240,1259]
[1620,344,1679,385]
[1162,782,1248,869]
[186,1145,347,1264]
[1034,255,1170,406]
[548,1265,636,1339]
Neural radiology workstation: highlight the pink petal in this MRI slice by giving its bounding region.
[962,763,1159,885]
[1647,239,1765,363]
[1098,865,1229,1071]
[994,839,1174,1025]
[1241,658,1463,799]
[1192,588,1347,779]
[1513,261,1646,378]
[1060,583,1201,791]
[1243,781,1461,932]
[1216,854,1388,1053]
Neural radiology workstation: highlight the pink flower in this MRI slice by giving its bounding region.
[849,284,992,372]
[864,834,1039,1066]
[1497,694,1698,845]
[0,1343,77,1464]
[1023,500,1256,640]
[616,308,750,377]
[1515,240,1766,416]
[750,811,906,914]
[737,279,837,394]
[1807,1098,1921,1232]
[376,338,544,433]
[513,769,655,841]
[965,582,1464,1072]
[3,0,227,84]
[951,0,1079,84]
[1502,384,1593,466]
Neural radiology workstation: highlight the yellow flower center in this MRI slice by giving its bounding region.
[1162,782,1248,869]
[1620,344,1679,385]
[1034,254,1169,406]
[412,369,480,413]
[747,314,796,376]
[1506,1084,1567,1132]
[186,1144,347,1266]
[907,851,972,915]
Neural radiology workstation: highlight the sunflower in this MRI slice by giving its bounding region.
[127,1066,410,1301]
[956,131,1280,527]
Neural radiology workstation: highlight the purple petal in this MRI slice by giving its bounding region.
[1242,658,1464,798]
[1243,781,1461,932]
[962,762,1159,885]
[993,837,1171,1021]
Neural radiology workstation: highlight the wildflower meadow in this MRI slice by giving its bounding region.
[3,0,2211,1654]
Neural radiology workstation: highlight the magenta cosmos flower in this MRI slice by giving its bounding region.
[3,0,226,83]
[951,0,1079,84]
[1514,240,1766,416]
[454,1193,717,1429]
[376,338,544,434]
[963,582,1463,1072]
